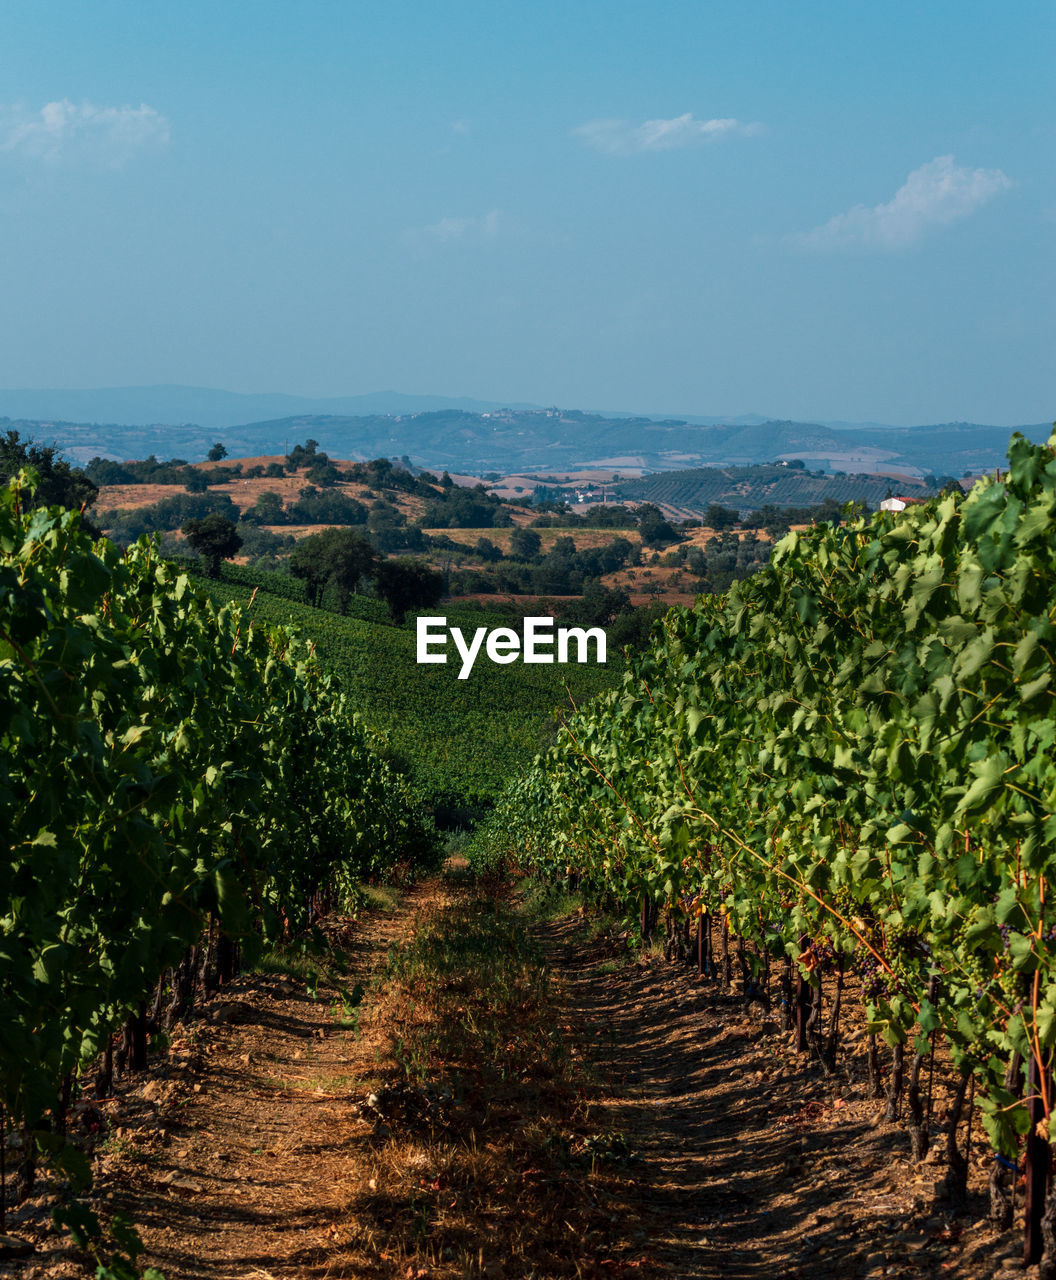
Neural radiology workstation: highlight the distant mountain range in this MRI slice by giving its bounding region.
[0,384,1049,478]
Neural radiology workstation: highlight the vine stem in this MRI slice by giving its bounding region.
[674,782,906,994]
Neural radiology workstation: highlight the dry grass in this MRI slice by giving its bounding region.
[95,463,433,523]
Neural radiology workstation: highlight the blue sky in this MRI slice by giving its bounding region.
[0,1,1051,424]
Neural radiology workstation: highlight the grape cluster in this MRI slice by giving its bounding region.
[857,951,893,1002]
[802,938,838,974]
[890,928,929,960]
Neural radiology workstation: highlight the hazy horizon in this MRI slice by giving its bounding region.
[0,380,1050,433]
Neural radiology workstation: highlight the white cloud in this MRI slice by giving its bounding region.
[791,155,1012,251]
[0,99,170,166]
[404,209,501,246]
[572,113,763,155]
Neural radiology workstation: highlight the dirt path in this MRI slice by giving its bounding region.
[95,879,448,1279]
[541,914,1021,1280]
[4,877,1029,1280]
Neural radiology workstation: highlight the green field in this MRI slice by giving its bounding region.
[198,569,619,815]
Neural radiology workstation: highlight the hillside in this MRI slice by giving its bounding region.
[612,462,937,516]
[195,571,618,815]
[10,403,1049,476]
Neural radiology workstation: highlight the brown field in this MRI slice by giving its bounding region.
[95,472,431,523]
[422,525,644,552]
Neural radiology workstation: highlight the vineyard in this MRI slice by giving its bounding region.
[193,572,618,813]
[614,463,937,516]
[8,432,1056,1276]
[0,470,438,1270]
[474,432,1056,1270]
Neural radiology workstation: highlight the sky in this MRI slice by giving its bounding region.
[0,0,1052,425]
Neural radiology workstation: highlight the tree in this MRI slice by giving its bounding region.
[373,558,445,623]
[182,514,242,577]
[184,469,210,493]
[474,536,503,563]
[636,503,678,547]
[704,504,739,531]
[559,582,631,628]
[243,490,288,525]
[1,430,98,525]
[545,535,577,563]
[287,488,367,526]
[85,456,134,485]
[420,486,512,528]
[509,527,542,561]
[290,527,376,611]
[207,442,228,462]
[305,459,341,486]
[608,601,667,651]
[286,439,321,471]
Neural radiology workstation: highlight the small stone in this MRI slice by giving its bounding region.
[141,1079,175,1104]
[168,1176,203,1193]
[192,1082,203,1094]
